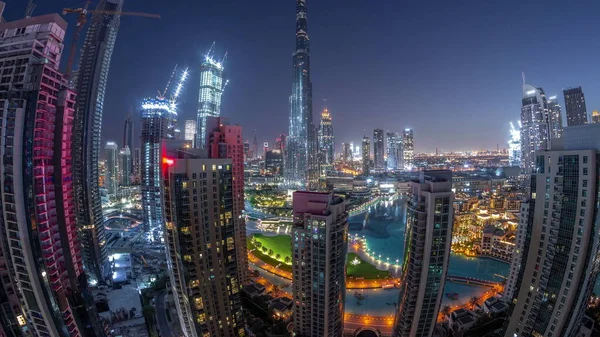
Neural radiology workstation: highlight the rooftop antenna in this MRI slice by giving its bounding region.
[521,71,526,85]
[25,0,36,18]
[323,98,328,110]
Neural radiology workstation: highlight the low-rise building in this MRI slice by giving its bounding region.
[449,308,477,333]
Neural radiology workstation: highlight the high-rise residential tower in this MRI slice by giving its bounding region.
[0,13,103,336]
[120,146,132,186]
[292,192,348,337]
[504,123,600,337]
[373,128,385,170]
[386,132,399,170]
[163,156,244,337]
[520,84,550,173]
[141,97,177,233]
[342,142,351,164]
[196,50,226,149]
[362,136,371,175]
[206,117,248,284]
[105,141,119,195]
[393,170,454,337]
[286,0,314,189]
[123,111,134,163]
[318,106,334,174]
[547,95,563,140]
[73,0,123,281]
[184,119,196,146]
[563,86,588,126]
[402,128,414,170]
[133,147,141,176]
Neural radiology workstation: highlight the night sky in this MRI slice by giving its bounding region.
[4,0,600,153]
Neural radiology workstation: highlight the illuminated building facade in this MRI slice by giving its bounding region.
[319,107,334,174]
[373,128,384,170]
[362,136,371,175]
[163,157,245,337]
[123,112,134,168]
[120,146,132,186]
[141,98,176,233]
[403,128,414,170]
[547,95,563,140]
[386,131,401,170]
[286,0,314,188]
[0,13,103,336]
[508,122,522,167]
[184,119,196,146]
[73,0,123,281]
[563,86,588,126]
[196,52,226,149]
[504,124,600,337]
[292,192,348,337]
[133,147,141,176]
[206,116,248,284]
[520,84,550,173]
[105,141,119,195]
[393,170,454,337]
[592,110,600,124]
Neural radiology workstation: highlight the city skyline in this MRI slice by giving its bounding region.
[6,0,600,153]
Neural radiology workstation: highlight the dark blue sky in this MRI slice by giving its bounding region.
[5,0,600,152]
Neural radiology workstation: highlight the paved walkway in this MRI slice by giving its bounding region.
[155,290,174,337]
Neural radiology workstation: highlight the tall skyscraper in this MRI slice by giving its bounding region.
[292,192,348,337]
[373,128,385,170]
[393,170,455,337]
[276,134,286,151]
[123,111,134,163]
[120,146,132,186]
[342,142,351,164]
[244,140,251,159]
[592,110,600,124]
[133,147,141,176]
[318,106,334,174]
[504,123,600,337]
[184,119,196,146]
[402,128,414,170]
[520,84,550,173]
[163,156,244,337]
[206,117,248,284]
[386,132,398,170]
[286,0,313,189]
[508,122,522,167]
[196,49,226,148]
[563,86,588,126]
[73,0,123,281]
[547,95,563,140]
[141,97,176,233]
[105,141,119,195]
[362,136,371,175]
[0,13,103,336]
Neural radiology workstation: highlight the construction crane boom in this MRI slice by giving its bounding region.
[62,2,160,81]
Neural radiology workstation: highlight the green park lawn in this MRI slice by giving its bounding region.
[248,234,391,280]
[346,253,392,280]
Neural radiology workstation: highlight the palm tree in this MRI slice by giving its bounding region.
[441,305,451,318]
[468,296,479,310]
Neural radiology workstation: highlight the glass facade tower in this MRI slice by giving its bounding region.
[318,107,334,174]
[72,0,123,282]
[520,84,550,173]
[196,54,225,149]
[373,128,384,170]
[286,0,314,188]
[563,86,588,126]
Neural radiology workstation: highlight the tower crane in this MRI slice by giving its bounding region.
[62,1,160,81]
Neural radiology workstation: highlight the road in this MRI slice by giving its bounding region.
[155,290,174,337]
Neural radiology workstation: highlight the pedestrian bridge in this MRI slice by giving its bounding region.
[446,275,499,287]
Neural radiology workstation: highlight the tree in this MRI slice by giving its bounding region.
[262,247,268,253]
[441,305,451,318]
[469,296,479,310]
[275,253,281,260]
[255,241,262,249]
[284,256,291,264]
[268,249,274,256]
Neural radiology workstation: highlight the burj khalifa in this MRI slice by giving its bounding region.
[286,0,315,189]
